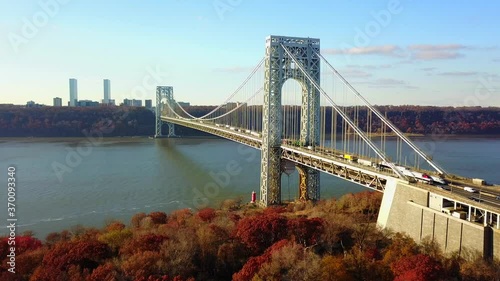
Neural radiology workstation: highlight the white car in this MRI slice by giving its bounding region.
[464,186,478,193]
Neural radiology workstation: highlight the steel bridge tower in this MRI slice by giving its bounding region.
[260,35,321,207]
[155,86,176,138]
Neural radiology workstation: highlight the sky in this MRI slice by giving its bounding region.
[1,0,499,107]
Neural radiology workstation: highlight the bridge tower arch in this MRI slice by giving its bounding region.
[260,35,321,206]
[155,86,176,138]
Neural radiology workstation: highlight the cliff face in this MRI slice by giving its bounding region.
[0,105,498,137]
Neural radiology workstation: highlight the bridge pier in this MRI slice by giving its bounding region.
[296,164,320,201]
[259,147,282,207]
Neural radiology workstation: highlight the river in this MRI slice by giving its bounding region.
[0,136,499,238]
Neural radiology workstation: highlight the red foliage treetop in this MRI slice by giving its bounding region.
[232,239,290,281]
[391,254,444,281]
[42,240,111,271]
[197,208,216,222]
[0,236,42,257]
[149,211,168,224]
[234,213,288,254]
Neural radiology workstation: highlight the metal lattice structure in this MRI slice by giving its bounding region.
[158,35,462,209]
[155,86,176,138]
[260,36,321,206]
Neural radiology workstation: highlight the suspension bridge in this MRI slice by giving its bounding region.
[154,35,500,258]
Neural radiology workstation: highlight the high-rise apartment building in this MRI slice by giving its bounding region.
[53,97,62,107]
[132,99,142,107]
[69,78,78,106]
[103,79,110,104]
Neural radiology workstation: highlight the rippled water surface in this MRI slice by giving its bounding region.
[0,136,498,238]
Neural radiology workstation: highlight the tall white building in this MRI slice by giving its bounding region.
[103,79,110,104]
[69,78,78,106]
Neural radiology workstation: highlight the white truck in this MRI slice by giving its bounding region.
[451,211,467,219]
[357,159,374,167]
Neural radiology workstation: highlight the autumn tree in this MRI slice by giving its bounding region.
[391,253,444,281]
[458,250,500,281]
[234,213,288,254]
[41,240,111,271]
[232,239,289,281]
[148,211,168,224]
[12,248,45,277]
[286,217,324,247]
[382,232,420,265]
[87,263,123,281]
[98,228,133,250]
[121,251,165,279]
[196,208,216,222]
[320,255,353,281]
[30,239,111,280]
[253,243,323,281]
[120,234,168,256]
[216,240,249,279]
[131,212,147,228]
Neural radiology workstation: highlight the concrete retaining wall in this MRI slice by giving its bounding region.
[377,179,493,258]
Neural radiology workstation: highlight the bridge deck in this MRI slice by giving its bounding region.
[161,116,500,216]
[162,116,397,191]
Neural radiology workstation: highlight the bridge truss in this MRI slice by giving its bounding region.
[160,35,449,207]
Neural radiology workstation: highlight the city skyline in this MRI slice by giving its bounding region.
[1,1,500,107]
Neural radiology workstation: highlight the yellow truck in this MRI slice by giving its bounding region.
[343,154,358,162]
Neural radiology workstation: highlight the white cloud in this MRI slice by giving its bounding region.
[322,45,402,57]
[438,71,478,76]
[339,69,372,78]
[407,44,468,60]
[355,78,417,89]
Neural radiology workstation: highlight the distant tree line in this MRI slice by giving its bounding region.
[178,105,500,135]
[0,106,154,137]
[0,105,498,137]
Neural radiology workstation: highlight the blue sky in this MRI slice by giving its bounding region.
[1,0,499,106]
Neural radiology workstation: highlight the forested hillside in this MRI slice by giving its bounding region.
[0,106,155,137]
[1,192,499,280]
[0,105,498,137]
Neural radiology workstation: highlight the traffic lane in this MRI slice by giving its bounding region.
[430,184,500,208]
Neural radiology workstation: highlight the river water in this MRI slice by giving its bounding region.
[0,136,499,238]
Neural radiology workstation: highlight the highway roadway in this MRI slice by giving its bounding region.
[422,182,500,211]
